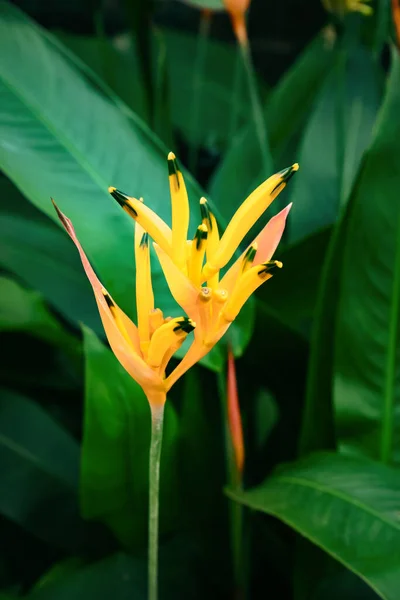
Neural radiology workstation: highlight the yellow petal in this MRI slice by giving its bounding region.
[200,197,220,288]
[221,260,282,323]
[202,165,298,280]
[147,317,196,369]
[52,200,159,390]
[220,203,291,294]
[149,308,164,335]
[153,243,200,322]
[241,242,257,274]
[165,338,207,390]
[188,223,208,287]
[109,187,172,256]
[134,222,154,350]
[168,152,189,271]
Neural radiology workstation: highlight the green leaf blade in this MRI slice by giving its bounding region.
[334,50,400,465]
[229,452,400,600]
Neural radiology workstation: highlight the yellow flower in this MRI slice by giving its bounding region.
[322,0,373,16]
[52,200,196,407]
[109,154,298,388]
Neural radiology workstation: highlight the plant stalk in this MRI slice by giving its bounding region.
[229,45,243,144]
[239,39,269,175]
[148,401,165,600]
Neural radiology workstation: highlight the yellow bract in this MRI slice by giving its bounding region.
[109,154,298,387]
[52,199,196,407]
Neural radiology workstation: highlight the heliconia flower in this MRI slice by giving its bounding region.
[51,200,196,407]
[322,0,373,16]
[108,154,298,388]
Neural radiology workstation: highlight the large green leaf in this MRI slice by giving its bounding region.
[288,43,382,243]
[0,276,79,356]
[228,452,400,600]
[209,30,335,221]
[0,389,85,549]
[0,2,205,320]
[82,326,179,550]
[0,211,101,334]
[334,50,400,464]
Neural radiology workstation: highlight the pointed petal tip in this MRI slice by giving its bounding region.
[279,163,299,183]
[175,317,196,333]
[108,186,116,194]
[168,153,179,177]
[200,197,207,204]
[282,202,293,216]
[258,260,283,276]
[109,187,128,204]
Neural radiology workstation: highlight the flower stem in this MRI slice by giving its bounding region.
[148,402,165,600]
[229,45,243,144]
[239,39,270,175]
[188,10,211,175]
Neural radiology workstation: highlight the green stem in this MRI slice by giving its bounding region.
[239,40,269,175]
[229,45,243,144]
[148,402,165,600]
[189,11,211,175]
[381,212,400,464]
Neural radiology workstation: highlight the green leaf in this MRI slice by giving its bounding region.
[0,178,101,334]
[34,558,85,592]
[289,43,382,243]
[228,452,400,600]
[298,210,349,456]
[334,50,400,464]
[209,30,335,220]
[28,553,145,600]
[0,388,84,549]
[0,3,203,314]
[258,227,331,337]
[54,33,148,122]
[0,276,79,356]
[163,28,266,150]
[82,326,179,550]
[207,116,273,227]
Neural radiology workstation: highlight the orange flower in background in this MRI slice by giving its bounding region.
[109,153,298,389]
[223,0,251,44]
[52,200,196,408]
[227,348,245,482]
[393,0,400,49]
